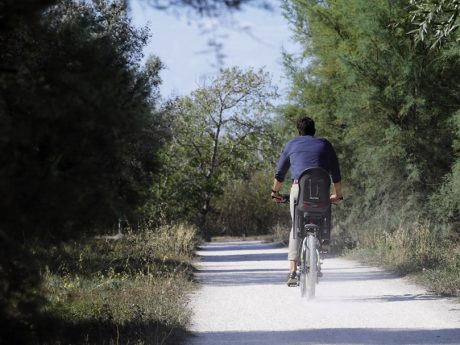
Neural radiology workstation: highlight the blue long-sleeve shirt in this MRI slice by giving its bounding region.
[275,135,341,183]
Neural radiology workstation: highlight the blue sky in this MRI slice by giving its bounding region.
[129,0,299,99]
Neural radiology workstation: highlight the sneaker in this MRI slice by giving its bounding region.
[287,271,298,286]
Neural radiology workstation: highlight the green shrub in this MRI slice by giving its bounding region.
[206,170,290,237]
[421,246,460,296]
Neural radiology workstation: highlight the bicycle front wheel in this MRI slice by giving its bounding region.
[306,234,317,300]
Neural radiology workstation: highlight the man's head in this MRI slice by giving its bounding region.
[297,116,315,136]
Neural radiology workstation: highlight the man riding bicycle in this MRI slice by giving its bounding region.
[271,116,343,286]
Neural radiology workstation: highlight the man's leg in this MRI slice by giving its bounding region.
[287,184,299,284]
[320,207,332,250]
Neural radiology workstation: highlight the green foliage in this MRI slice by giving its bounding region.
[408,0,460,48]
[0,223,195,345]
[422,245,460,296]
[0,0,59,31]
[0,0,167,242]
[0,1,171,343]
[206,170,290,236]
[283,0,460,292]
[348,221,460,296]
[148,67,279,236]
[0,232,45,344]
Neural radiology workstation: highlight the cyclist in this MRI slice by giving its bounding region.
[271,116,343,286]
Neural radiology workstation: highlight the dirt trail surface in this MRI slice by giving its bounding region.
[185,240,460,345]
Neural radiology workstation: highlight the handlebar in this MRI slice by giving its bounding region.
[272,194,344,205]
[272,194,289,204]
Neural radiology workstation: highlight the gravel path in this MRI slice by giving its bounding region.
[185,240,460,345]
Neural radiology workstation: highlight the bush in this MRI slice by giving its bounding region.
[422,246,460,296]
[206,170,290,237]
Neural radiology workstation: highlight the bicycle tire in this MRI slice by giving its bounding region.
[306,235,317,299]
[299,237,308,297]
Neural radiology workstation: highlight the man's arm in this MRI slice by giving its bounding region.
[327,140,341,184]
[271,179,283,201]
[272,143,290,201]
[326,140,342,202]
[330,181,343,202]
[274,142,291,182]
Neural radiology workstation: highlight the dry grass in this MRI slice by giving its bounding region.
[270,223,290,245]
[211,234,275,242]
[38,223,199,345]
[348,222,460,296]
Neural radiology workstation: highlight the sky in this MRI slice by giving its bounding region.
[129,0,300,100]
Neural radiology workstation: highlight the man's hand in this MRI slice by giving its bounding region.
[271,179,284,202]
[330,194,343,203]
[331,182,343,203]
[271,191,284,202]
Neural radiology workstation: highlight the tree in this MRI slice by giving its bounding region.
[140,0,273,16]
[0,0,167,241]
[407,0,460,234]
[409,0,460,48]
[282,0,460,242]
[0,0,59,32]
[0,1,168,342]
[154,67,278,237]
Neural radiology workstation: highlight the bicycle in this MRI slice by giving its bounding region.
[277,167,336,299]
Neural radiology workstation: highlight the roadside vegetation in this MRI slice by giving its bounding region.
[1,1,459,344]
[0,1,200,344]
[0,1,284,344]
[282,0,459,296]
[346,223,460,296]
[38,225,198,345]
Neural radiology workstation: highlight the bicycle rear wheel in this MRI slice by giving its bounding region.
[299,237,308,297]
[306,234,317,299]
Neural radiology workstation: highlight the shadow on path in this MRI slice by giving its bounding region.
[196,268,287,286]
[353,293,443,302]
[198,241,284,252]
[195,242,399,285]
[320,270,396,282]
[198,252,287,263]
[195,241,286,285]
[187,328,460,345]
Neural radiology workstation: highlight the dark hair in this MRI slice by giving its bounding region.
[297,116,315,136]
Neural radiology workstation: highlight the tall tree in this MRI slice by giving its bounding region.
[0,1,167,342]
[409,0,460,47]
[283,0,460,239]
[408,0,460,228]
[153,67,278,237]
[0,0,167,241]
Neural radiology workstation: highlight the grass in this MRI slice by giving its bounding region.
[35,224,200,345]
[211,234,275,242]
[346,222,460,297]
[269,223,290,245]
